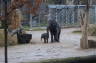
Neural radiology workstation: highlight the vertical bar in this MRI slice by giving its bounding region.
[29,14,32,30]
[4,20,8,63]
[3,0,8,63]
[39,12,41,27]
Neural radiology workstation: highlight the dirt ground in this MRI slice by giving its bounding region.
[0,28,96,63]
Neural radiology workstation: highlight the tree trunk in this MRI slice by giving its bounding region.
[80,0,90,49]
[80,11,89,49]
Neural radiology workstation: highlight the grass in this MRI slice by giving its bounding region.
[23,26,30,30]
[39,23,47,27]
[0,29,4,46]
[0,29,4,39]
[23,26,46,31]
[22,55,96,63]
[72,30,81,34]
[32,27,46,31]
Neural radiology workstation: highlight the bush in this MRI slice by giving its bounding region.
[88,24,96,36]
[72,24,96,36]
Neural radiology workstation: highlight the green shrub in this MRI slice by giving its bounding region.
[72,24,96,36]
[88,24,96,36]
[32,27,45,31]
[23,26,46,31]
[72,30,81,34]
[40,24,47,27]
[23,26,30,30]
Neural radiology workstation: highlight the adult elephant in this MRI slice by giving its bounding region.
[47,20,61,42]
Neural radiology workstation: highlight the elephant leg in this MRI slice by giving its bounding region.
[51,33,54,43]
[54,34,58,42]
[44,38,46,43]
[57,28,61,42]
[47,38,48,43]
[57,33,60,42]
[53,35,55,41]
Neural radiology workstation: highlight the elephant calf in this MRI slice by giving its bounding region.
[41,33,49,43]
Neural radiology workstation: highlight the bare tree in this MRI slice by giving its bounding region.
[0,0,42,45]
[80,0,91,49]
[0,0,42,22]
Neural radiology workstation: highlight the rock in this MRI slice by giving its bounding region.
[17,34,32,44]
[88,40,96,48]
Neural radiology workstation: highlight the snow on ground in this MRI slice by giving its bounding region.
[0,28,96,63]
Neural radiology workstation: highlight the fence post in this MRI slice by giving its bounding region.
[3,0,8,63]
[29,14,32,30]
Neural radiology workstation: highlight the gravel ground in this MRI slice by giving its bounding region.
[0,28,96,63]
